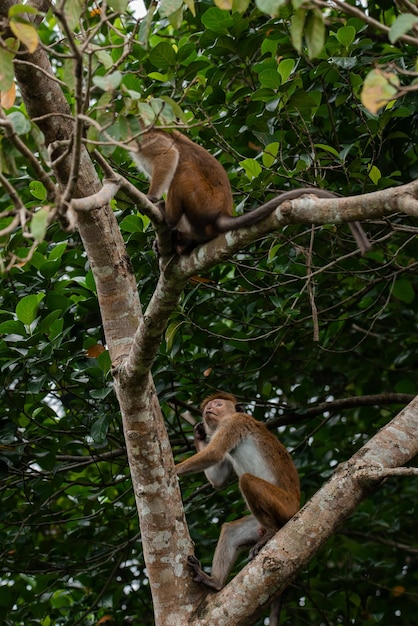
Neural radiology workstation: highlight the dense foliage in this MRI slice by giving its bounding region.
[0,0,417,624]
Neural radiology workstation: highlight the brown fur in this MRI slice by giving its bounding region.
[131,129,371,255]
[176,393,300,591]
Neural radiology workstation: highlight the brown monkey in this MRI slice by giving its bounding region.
[175,392,300,591]
[130,129,371,255]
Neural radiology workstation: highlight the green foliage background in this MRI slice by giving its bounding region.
[0,0,417,624]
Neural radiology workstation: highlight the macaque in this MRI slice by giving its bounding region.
[130,129,371,255]
[175,392,301,592]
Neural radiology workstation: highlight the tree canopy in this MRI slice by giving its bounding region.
[0,1,417,625]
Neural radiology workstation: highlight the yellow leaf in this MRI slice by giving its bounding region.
[214,0,234,8]
[183,0,196,16]
[10,21,39,54]
[0,83,16,109]
[391,585,406,598]
[361,69,399,115]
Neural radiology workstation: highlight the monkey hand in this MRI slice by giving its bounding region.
[194,422,207,441]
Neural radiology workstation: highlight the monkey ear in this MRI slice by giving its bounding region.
[235,403,246,413]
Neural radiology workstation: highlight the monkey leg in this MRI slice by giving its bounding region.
[189,515,260,591]
[240,473,300,532]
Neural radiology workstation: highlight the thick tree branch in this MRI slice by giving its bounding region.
[4,5,197,622]
[175,182,418,277]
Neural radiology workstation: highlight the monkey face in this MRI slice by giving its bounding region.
[202,398,236,433]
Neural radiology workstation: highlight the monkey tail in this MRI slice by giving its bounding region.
[217,188,372,255]
[216,188,337,232]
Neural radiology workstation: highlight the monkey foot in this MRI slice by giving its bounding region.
[187,555,222,592]
[248,530,275,560]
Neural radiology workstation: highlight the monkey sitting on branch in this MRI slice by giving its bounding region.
[130,129,371,255]
[175,392,301,592]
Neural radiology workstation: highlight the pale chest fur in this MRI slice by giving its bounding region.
[130,152,154,180]
[228,437,277,485]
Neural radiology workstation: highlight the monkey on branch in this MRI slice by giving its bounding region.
[130,128,371,255]
[175,392,300,592]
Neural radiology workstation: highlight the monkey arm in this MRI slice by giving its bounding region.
[176,445,228,476]
[176,421,239,478]
[147,151,179,201]
[176,453,232,489]
[191,422,233,488]
[130,131,180,201]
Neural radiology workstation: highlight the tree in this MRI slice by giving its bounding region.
[0,1,417,624]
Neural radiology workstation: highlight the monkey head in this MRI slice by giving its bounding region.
[200,392,246,434]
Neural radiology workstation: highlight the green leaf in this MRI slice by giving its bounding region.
[259,68,281,89]
[30,207,50,241]
[97,349,112,374]
[255,0,287,17]
[159,0,183,18]
[315,143,339,157]
[8,110,31,134]
[0,319,26,336]
[147,71,168,82]
[168,5,183,27]
[278,58,295,83]
[120,215,146,233]
[165,320,185,350]
[290,9,306,54]
[63,0,84,32]
[392,279,415,304]
[15,294,43,326]
[90,415,111,444]
[48,243,67,261]
[39,259,60,279]
[148,42,176,70]
[336,25,356,48]
[8,4,39,17]
[261,37,278,57]
[305,10,325,59]
[29,181,47,201]
[389,13,418,43]
[85,270,97,293]
[201,7,234,33]
[107,0,129,10]
[48,318,64,341]
[262,142,280,168]
[94,49,114,70]
[368,165,381,184]
[0,47,15,92]
[92,71,123,92]
[239,158,262,180]
[37,310,62,335]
